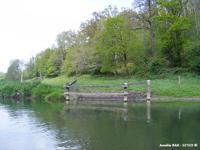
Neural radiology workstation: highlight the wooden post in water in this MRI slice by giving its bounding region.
[65,86,70,104]
[146,80,151,101]
[146,100,151,123]
[123,83,128,104]
[64,80,77,104]
[178,107,182,120]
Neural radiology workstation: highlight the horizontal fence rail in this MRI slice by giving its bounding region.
[70,84,122,88]
[127,81,146,86]
[67,81,146,89]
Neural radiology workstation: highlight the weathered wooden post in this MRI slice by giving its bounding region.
[123,104,128,121]
[146,80,151,101]
[146,100,151,123]
[64,80,77,104]
[124,83,128,104]
[178,107,182,120]
[178,75,181,88]
[65,86,70,104]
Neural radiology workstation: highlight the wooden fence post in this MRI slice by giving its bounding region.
[146,80,151,101]
[178,76,181,88]
[65,86,70,104]
[146,100,151,123]
[64,80,77,104]
[124,83,128,103]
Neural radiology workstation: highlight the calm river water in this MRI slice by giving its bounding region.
[0,99,200,150]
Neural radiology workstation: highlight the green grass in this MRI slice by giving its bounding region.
[0,80,64,102]
[152,76,200,97]
[0,76,4,80]
[1,74,199,101]
[42,74,200,97]
[42,75,69,87]
[42,75,143,86]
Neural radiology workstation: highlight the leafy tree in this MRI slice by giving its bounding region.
[0,72,5,79]
[97,16,136,74]
[80,5,119,43]
[6,59,22,81]
[21,3,200,77]
[46,50,62,77]
[133,0,158,57]
[56,30,76,64]
[24,57,36,79]
[62,32,98,75]
[155,0,190,67]
[35,48,53,78]
[184,40,200,74]
[189,0,200,39]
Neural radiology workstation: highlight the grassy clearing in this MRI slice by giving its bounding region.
[42,74,200,97]
[152,76,200,97]
[42,75,143,86]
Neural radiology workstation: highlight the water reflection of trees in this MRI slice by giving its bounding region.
[37,103,200,150]
[1,100,200,150]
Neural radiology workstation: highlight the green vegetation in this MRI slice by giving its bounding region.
[0,80,64,102]
[8,0,198,80]
[1,73,199,101]
[5,59,22,81]
[0,80,37,98]
[3,1,200,100]
[32,83,64,102]
[43,74,200,97]
[42,75,142,86]
[0,72,5,80]
[0,74,200,101]
[152,76,200,97]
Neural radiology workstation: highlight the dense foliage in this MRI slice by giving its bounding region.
[6,0,200,80]
[6,59,22,80]
[0,80,63,102]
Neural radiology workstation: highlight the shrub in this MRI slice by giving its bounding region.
[185,41,200,74]
[0,80,63,102]
[32,84,63,101]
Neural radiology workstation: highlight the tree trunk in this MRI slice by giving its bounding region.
[149,22,155,57]
[147,0,155,57]
[123,52,128,74]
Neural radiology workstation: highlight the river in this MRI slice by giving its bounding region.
[0,99,200,150]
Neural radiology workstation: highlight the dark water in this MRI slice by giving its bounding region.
[0,100,200,150]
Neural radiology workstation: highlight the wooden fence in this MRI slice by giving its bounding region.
[64,80,151,103]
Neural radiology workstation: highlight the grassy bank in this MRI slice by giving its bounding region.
[42,74,200,97]
[1,74,199,102]
[42,75,144,87]
[0,80,64,102]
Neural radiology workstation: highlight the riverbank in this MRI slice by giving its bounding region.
[0,80,64,102]
[43,74,200,97]
[1,74,200,102]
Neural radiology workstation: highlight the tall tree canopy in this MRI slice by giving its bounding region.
[21,3,200,78]
[6,59,22,81]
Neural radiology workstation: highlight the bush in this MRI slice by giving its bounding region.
[44,89,64,102]
[0,80,63,102]
[32,84,63,102]
[185,41,200,74]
